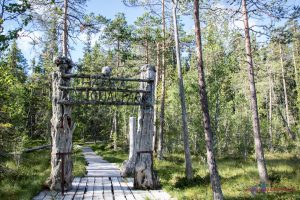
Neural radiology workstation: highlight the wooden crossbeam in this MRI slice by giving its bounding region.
[62,74,154,83]
[59,86,150,93]
[57,100,150,106]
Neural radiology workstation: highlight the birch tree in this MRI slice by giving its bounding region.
[172,0,193,180]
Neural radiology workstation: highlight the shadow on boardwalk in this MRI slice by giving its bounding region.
[33,147,174,200]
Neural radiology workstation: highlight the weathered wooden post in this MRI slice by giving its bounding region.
[47,57,74,192]
[121,117,137,176]
[134,64,159,189]
[129,117,137,161]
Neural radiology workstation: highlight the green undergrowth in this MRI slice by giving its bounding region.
[155,152,300,200]
[90,144,300,200]
[0,141,86,200]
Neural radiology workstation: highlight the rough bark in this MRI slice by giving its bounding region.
[242,0,268,184]
[121,117,137,176]
[47,57,74,192]
[172,0,193,180]
[62,0,68,57]
[193,1,223,199]
[158,0,166,161]
[134,65,159,189]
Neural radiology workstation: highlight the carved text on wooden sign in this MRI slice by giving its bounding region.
[57,74,154,106]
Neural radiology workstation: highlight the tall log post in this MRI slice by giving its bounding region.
[134,65,159,189]
[47,57,74,192]
[121,117,137,176]
[129,117,137,161]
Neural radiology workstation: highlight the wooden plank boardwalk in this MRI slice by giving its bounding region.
[33,147,174,200]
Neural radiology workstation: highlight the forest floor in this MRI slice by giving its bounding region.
[1,141,299,200]
[90,143,300,200]
[0,141,86,200]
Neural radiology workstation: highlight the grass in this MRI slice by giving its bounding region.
[157,153,300,200]
[91,143,300,200]
[0,142,87,200]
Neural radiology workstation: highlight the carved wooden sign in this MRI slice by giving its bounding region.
[57,74,154,106]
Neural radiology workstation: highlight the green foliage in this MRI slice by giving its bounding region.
[0,0,31,50]
[0,41,28,153]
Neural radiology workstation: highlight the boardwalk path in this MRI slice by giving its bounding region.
[33,147,173,200]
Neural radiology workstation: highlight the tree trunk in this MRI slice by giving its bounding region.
[277,106,295,140]
[117,40,120,68]
[193,1,223,199]
[153,42,160,152]
[158,0,166,160]
[121,117,137,176]
[113,111,118,151]
[279,44,291,129]
[62,0,68,57]
[242,0,268,184]
[292,20,298,88]
[267,64,274,151]
[172,0,193,180]
[47,57,74,192]
[213,89,220,153]
[134,65,159,189]
[146,35,149,64]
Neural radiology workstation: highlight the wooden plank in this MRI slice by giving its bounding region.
[125,178,154,200]
[83,177,95,200]
[86,163,119,170]
[132,190,155,200]
[93,177,104,200]
[118,177,135,200]
[23,144,51,153]
[55,192,64,200]
[57,100,146,106]
[131,189,154,200]
[42,190,58,200]
[86,166,119,170]
[149,190,173,200]
[32,190,48,200]
[111,177,126,200]
[59,86,149,93]
[73,177,88,200]
[86,169,121,177]
[62,177,81,200]
[102,177,113,200]
[62,74,154,83]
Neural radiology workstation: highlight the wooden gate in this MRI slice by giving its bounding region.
[48,57,159,193]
